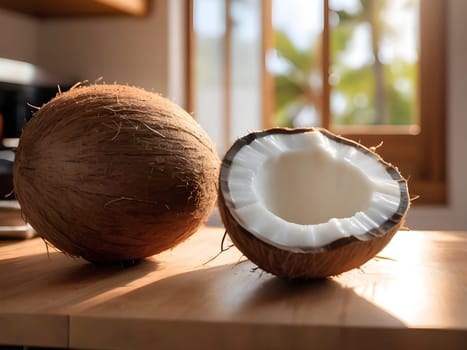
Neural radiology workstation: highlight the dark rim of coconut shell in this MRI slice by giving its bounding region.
[219,127,410,253]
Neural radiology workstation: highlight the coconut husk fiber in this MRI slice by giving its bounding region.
[14,83,219,263]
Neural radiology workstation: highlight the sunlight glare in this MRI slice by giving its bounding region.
[273,0,323,50]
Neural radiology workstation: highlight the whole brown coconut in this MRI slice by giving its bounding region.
[218,128,410,279]
[14,84,219,263]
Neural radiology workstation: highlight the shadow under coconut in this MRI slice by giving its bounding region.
[234,275,407,328]
[0,242,159,309]
[50,257,157,285]
[72,259,406,329]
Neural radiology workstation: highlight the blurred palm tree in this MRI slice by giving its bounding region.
[272,0,417,127]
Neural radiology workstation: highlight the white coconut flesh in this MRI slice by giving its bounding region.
[221,130,408,252]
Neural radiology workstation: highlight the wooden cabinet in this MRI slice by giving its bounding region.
[0,0,149,17]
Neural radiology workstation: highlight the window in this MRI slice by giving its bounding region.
[189,0,446,204]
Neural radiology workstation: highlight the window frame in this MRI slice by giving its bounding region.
[188,0,446,205]
[329,0,447,205]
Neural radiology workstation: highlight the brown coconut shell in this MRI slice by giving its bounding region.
[14,84,219,264]
[218,128,409,279]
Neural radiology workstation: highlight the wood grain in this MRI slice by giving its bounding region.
[1,228,466,349]
[0,0,148,17]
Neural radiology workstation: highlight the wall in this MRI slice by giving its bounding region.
[37,0,169,95]
[0,0,186,104]
[0,9,38,63]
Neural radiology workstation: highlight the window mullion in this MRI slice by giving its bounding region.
[261,0,273,129]
[419,0,446,183]
[224,0,232,151]
[322,0,331,129]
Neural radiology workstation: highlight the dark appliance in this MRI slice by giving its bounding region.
[0,81,63,198]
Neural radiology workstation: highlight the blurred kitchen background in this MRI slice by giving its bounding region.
[0,0,465,230]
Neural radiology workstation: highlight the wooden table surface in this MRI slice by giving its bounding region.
[0,227,466,350]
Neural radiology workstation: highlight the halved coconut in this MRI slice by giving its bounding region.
[218,128,409,279]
